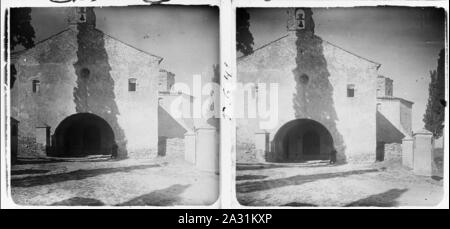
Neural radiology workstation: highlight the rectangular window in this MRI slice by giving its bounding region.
[347,84,355,97]
[32,80,40,93]
[128,78,137,92]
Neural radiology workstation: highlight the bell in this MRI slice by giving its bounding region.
[298,20,304,28]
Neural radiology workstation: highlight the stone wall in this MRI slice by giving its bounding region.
[377,76,393,97]
[384,143,402,162]
[236,143,265,163]
[166,138,185,159]
[158,69,175,92]
[17,136,41,158]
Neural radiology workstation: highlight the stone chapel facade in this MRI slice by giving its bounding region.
[236,8,381,163]
[10,8,162,159]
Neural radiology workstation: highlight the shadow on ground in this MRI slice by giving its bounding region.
[117,184,190,206]
[431,176,443,181]
[345,188,408,207]
[11,169,51,175]
[11,164,160,188]
[236,164,288,171]
[14,159,63,165]
[278,188,407,207]
[282,202,318,207]
[237,169,378,193]
[236,161,336,171]
[14,156,114,165]
[49,184,190,206]
[236,175,268,181]
[51,197,105,206]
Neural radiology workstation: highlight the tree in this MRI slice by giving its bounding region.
[236,8,254,56]
[7,8,35,88]
[423,49,446,138]
[9,8,35,50]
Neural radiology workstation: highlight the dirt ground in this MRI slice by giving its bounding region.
[236,157,444,207]
[9,155,219,206]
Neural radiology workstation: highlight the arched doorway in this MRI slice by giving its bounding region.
[53,113,115,157]
[271,119,334,162]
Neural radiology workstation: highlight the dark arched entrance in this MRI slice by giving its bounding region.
[271,119,334,162]
[303,131,320,156]
[52,113,115,157]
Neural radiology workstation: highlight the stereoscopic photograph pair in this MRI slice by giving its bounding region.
[1,1,447,208]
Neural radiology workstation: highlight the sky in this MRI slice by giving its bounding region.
[13,6,446,131]
[24,5,219,86]
[245,7,446,131]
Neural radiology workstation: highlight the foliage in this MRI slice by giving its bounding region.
[10,8,35,50]
[236,8,254,56]
[423,49,446,138]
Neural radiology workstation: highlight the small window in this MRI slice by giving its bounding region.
[128,78,137,92]
[347,84,355,97]
[32,80,40,93]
